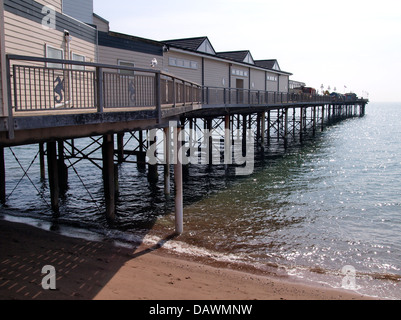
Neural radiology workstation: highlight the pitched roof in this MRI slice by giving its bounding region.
[163,37,216,55]
[255,59,281,71]
[216,51,253,64]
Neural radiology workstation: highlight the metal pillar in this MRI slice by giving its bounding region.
[0,147,5,205]
[174,124,184,235]
[102,134,115,222]
[284,108,289,148]
[47,141,59,213]
[224,114,232,169]
[261,112,266,146]
[117,133,124,164]
[147,131,159,183]
[300,107,304,141]
[164,127,171,195]
[58,140,68,191]
[321,105,325,131]
[39,143,46,180]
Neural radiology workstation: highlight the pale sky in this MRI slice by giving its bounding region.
[94,0,401,102]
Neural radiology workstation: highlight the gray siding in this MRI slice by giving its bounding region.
[250,69,265,91]
[93,14,109,32]
[4,9,96,61]
[4,0,97,44]
[62,0,93,24]
[164,50,202,84]
[204,58,229,88]
[279,75,289,93]
[36,0,62,13]
[98,45,165,70]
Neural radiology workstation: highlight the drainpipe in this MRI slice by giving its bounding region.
[64,31,72,106]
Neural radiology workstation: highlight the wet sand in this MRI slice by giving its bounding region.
[0,219,374,300]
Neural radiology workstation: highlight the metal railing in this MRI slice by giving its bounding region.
[5,55,363,121]
[6,55,203,116]
[202,86,333,106]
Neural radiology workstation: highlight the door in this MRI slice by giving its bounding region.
[236,79,244,104]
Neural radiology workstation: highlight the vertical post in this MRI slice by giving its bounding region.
[0,0,8,121]
[137,130,146,171]
[57,140,68,191]
[117,133,124,164]
[284,108,289,148]
[0,146,5,205]
[207,118,213,166]
[174,123,183,235]
[47,141,59,213]
[39,142,46,180]
[267,110,271,145]
[277,109,280,141]
[102,134,115,222]
[242,114,247,157]
[299,107,304,142]
[96,67,104,113]
[224,114,231,170]
[164,126,171,195]
[147,131,159,183]
[313,106,317,135]
[155,72,162,123]
[261,112,266,146]
[321,105,325,131]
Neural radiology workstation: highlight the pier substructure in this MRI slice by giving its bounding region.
[102,134,115,222]
[174,124,184,235]
[47,141,59,213]
[0,147,5,205]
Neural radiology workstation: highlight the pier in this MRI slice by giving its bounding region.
[0,55,368,235]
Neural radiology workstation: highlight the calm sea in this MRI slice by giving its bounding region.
[1,102,401,299]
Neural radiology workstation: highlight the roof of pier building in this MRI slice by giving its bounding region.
[255,59,281,72]
[163,36,292,75]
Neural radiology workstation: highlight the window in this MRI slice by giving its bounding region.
[169,57,198,70]
[46,45,64,69]
[118,60,135,76]
[71,52,85,70]
[232,68,248,77]
[267,75,278,82]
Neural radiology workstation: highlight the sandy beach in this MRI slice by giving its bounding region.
[0,219,374,300]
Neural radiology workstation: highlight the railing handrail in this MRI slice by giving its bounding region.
[7,54,160,75]
[7,54,203,90]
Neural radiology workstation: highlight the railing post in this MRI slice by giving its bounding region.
[173,78,176,107]
[183,81,186,106]
[6,56,14,139]
[155,72,161,122]
[96,67,104,113]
